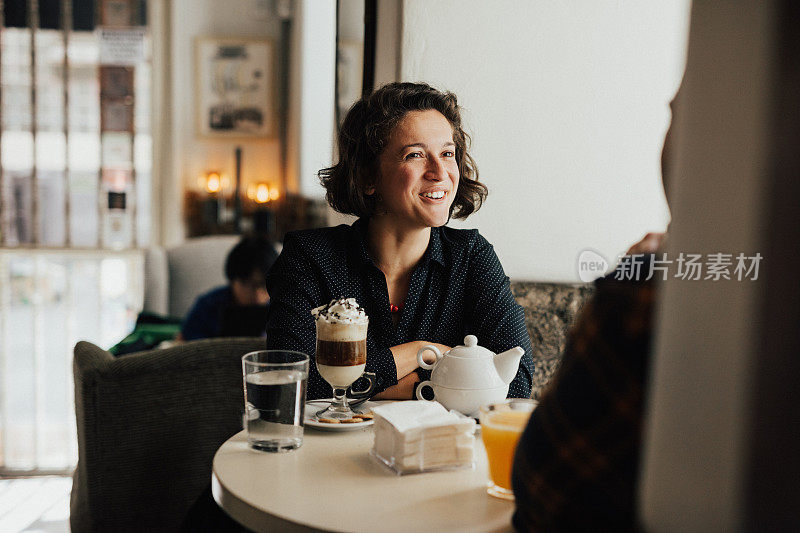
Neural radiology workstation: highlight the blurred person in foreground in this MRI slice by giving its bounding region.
[266,81,534,400]
[510,95,676,531]
[180,234,278,341]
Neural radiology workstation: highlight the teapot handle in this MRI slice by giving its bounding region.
[417,345,442,370]
[415,380,435,401]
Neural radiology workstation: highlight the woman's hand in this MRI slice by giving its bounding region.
[373,372,421,400]
[372,340,450,400]
[388,340,450,381]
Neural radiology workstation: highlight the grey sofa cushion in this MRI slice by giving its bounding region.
[511,281,594,399]
[143,246,169,317]
[143,235,240,319]
[166,236,239,318]
[70,337,265,533]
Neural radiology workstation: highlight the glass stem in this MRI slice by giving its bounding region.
[332,387,349,411]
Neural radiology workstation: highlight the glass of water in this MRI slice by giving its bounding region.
[242,350,309,452]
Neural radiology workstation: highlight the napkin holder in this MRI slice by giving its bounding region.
[370,401,476,475]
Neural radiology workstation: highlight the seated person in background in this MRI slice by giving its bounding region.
[181,234,278,341]
[510,95,677,531]
[266,81,534,400]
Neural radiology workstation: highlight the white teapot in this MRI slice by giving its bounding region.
[415,335,525,416]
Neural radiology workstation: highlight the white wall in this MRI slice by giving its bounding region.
[285,0,336,199]
[165,0,283,246]
[396,0,690,281]
[337,0,365,42]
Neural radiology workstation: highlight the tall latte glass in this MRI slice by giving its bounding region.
[312,298,369,420]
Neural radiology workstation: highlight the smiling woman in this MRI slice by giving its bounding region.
[266,82,534,403]
[371,109,460,231]
[319,82,485,221]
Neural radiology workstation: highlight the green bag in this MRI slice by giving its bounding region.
[110,312,182,356]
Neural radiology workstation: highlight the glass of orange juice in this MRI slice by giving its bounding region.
[479,399,537,500]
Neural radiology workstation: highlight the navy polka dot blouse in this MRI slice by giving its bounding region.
[266,218,534,400]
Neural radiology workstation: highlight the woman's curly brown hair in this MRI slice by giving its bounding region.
[319,82,487,220]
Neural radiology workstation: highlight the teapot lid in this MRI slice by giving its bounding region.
[448,335,493,359]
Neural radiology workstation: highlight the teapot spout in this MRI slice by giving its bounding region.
[494,347,524,384]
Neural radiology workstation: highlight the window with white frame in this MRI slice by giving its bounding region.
[0,0,152,474]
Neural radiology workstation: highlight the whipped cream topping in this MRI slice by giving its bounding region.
[311,297,368,325]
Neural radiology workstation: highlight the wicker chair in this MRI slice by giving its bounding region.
[70,337,265,533]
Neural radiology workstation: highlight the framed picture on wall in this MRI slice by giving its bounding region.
[195,37,276,138]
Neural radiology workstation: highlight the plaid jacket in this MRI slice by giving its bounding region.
[512,257,657,532]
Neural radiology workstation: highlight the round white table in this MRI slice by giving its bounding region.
[212,422,515,532]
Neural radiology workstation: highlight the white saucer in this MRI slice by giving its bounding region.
[304,400,377,432]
